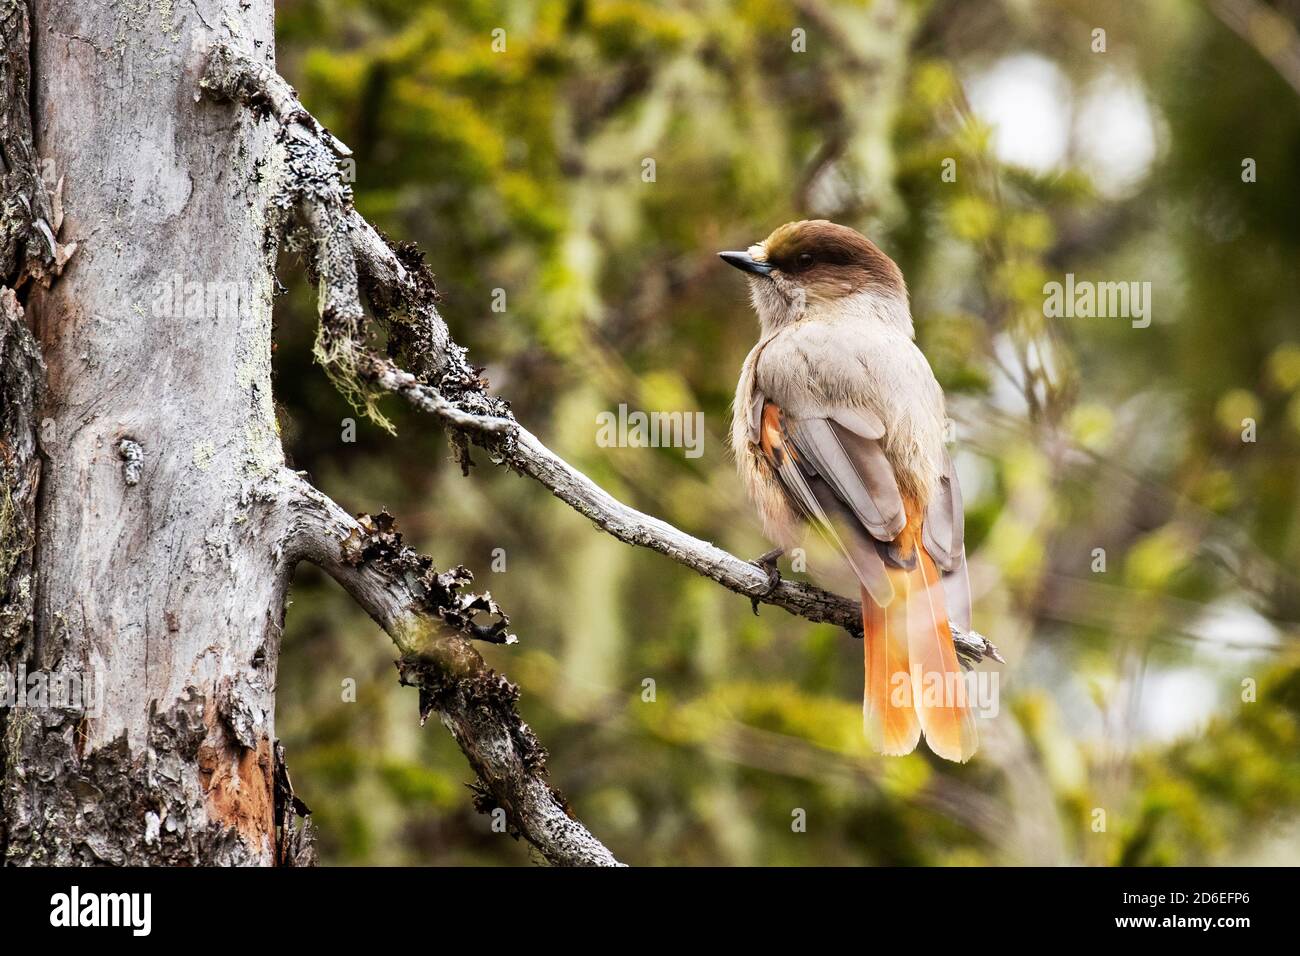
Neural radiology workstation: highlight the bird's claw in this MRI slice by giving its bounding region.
[749,547,784,614]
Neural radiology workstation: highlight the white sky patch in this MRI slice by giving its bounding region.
[1074,72,1158,197]
[1138,602,1278,744]
[1137,667,1219,744]
[1186,599,1281,659]
[966,55,1159,195]
[988,331,1032,416]
[967,54,1071,173]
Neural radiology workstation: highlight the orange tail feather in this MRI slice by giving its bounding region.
[906,548,979,762]
[862,582,920,756]
[863,522,979,762]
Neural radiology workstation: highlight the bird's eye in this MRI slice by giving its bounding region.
[797,253,814,268]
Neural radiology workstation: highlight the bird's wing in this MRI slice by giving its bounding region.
[756,397,970,612]
[756,398,905,606]
[923,450,972,631]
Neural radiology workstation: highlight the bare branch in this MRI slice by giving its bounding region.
[361,358,1003,663]
[355,353,1004,663]
[281,471,622,866]
[1210,0,1300,101]
[507,424,1002,664]
[376,383,1001,662]
[198,38,1002,669]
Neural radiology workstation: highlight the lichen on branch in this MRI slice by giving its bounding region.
[282,473,619,865]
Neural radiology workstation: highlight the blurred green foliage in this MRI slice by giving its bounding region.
[271,0,1300,865]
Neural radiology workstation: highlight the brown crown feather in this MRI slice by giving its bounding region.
[762,220,905,297]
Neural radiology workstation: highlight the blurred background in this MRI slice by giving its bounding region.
[270,0,1300,865]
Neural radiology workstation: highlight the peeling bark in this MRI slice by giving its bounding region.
[5,0,293,866]
[0,289,41,859]
[1,0,52,283]
[0,289,40,661]
[5,688,271,865]
[1,0,54,862]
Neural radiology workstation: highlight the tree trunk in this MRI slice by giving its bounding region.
[3,0,290,865]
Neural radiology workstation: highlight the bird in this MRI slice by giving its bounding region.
[721,219,977,762]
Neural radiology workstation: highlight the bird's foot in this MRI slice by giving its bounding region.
[749,547,784,614]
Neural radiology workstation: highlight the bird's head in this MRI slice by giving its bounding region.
[719,220,908,333]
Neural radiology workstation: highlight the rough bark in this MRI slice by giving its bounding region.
[0,289,41,858]
[0,290,41,657]
[1,0,62,285]
[5,0,290,865]
[1,0,63,860]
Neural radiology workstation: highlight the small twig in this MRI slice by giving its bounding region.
[366,358,516,435]
[1210,0,1300,101]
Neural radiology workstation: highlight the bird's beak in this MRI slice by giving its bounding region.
[718,250,774,276]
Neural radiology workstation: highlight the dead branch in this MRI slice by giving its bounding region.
[355,358,1001,661]
[281,472,622,866]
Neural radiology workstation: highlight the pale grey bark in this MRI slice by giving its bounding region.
[3,0,290,865]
